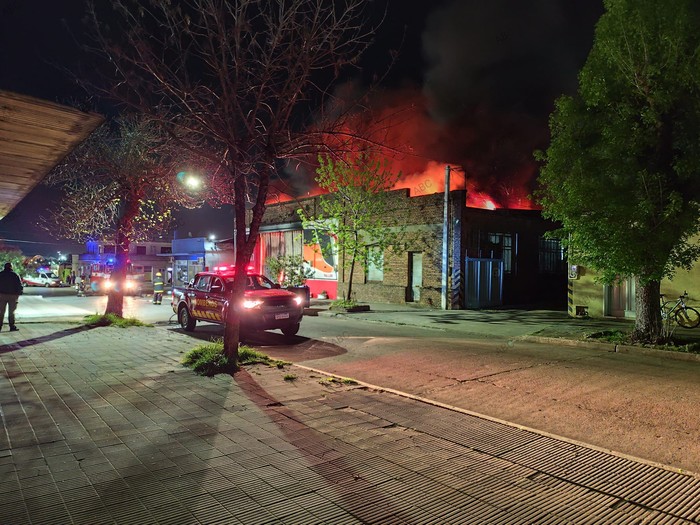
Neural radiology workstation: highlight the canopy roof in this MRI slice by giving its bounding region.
[0,90,104,220]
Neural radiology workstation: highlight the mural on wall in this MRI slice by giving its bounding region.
[259,228,338,282]
[303,229,337,280]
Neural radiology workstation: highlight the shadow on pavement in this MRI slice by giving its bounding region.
[234,368,408,522]
[164,324,348,360]
[0,325,95,355]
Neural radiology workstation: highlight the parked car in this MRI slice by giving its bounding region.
[171,266,304,336]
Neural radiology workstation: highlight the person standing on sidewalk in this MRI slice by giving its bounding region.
[0,262,23,332]
[152,271,164,305]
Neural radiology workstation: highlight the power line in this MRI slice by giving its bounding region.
[0,238,80,246]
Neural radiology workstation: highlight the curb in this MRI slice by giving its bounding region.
[521,335,700,362]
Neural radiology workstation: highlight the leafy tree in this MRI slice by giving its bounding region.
[265,254,313,288]
[0,244,25,275]
[86,0,377,363]
[298,154,404,302]
[43,115,193,317]
[536,0,700,342]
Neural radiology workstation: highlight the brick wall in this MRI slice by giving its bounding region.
[261,189,563,308]
[263,190,450,307]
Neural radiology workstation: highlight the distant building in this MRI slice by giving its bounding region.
[169,237,232,288]
[567,234,700,319]
[77,239,172,285]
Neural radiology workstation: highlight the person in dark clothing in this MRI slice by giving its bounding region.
[0,262,24,332]
[152,271,164,304]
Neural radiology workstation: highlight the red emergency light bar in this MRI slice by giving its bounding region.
[212,265,256,273]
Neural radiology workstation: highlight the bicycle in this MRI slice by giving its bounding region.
[660,291,700,329]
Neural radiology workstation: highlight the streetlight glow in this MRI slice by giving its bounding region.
[177,171,202,191]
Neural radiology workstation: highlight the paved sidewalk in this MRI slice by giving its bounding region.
[313,301,700,360]
[1,323,699,524]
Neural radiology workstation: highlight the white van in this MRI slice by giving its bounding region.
[22,271,63,287]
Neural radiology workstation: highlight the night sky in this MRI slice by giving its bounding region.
[0,0,603,257]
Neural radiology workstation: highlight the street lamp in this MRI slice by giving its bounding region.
[177,171,202,191]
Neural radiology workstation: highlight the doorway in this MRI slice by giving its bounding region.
[408,252,423,302]
[605,277,636,318]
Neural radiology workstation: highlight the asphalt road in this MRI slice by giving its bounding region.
[13,292,700,476]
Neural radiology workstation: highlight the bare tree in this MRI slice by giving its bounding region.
[86,0,378,363]
[44,115,195,317]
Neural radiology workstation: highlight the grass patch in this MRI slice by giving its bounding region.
[657,341,700,354]
[586,330,700,354]
[586,329,631,345]
[181,342,236,377]
[182,341,289,377]
[331,299,358,309]
[84,313,148,328]
[283,374,297,382]
[318,376,358,386]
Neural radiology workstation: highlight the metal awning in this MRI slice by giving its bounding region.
[0,90,104,220]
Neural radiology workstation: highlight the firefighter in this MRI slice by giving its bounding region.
[152,271,164,305]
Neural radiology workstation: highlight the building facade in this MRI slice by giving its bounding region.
[259,189,567,309]
[567,237,700,319]
[77,239,172,289]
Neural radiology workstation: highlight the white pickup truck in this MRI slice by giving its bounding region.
[22,271,63,287]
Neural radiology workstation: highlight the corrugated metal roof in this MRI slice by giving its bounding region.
[0,90,104,220]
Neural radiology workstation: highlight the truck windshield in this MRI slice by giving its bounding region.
[224,274,277,290]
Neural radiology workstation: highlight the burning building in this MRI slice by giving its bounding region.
[257,186,567,309]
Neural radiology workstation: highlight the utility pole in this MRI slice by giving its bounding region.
[441,165,451,310]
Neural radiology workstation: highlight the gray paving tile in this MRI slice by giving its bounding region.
[3,324,700,524]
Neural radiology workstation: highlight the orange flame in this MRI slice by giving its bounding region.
[266,88,540,211]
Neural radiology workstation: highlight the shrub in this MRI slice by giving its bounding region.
[182,342,289,377]
[84,313,148,328]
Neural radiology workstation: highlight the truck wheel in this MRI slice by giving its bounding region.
[178,306,196,332]
[281,323,300,336]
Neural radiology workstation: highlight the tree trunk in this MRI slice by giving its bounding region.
[223,271,245,368]
[347,255,356,302]
[105,238,126,317]
[346,231,359,302]
[104,195,140,317]
[632,277,663,343]
[221,165,270,366]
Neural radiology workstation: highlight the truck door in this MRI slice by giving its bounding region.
[208,277,226,322]
[191,275,211,319]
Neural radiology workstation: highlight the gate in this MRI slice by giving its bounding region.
[465,258,503,308]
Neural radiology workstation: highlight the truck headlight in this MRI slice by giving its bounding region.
[293,296,303,306]
[243,299,264,309]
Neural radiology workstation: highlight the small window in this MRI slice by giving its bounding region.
[160,247,172,254]
[195,275,211,291]
[210,277,224,293]
[103,245,116,254]
[477,232,513,274]
[539,237,566,274]
[135,245,146,255]
[366,246,384,282]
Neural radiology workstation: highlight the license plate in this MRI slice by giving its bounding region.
[275,312,290,320]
